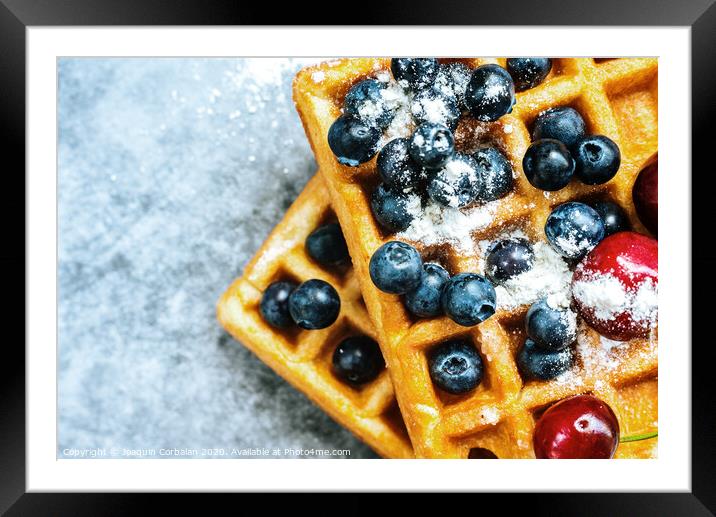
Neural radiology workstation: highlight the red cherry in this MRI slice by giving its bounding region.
[533,395,620,459]
[632,161,658,236]
[572,232,658,341]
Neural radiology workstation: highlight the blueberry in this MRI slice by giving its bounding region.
[288,279,341,330]
[523,138,575,191]
[472,146,514,201]
[305,222,349,267]
[525,299,577,351]
[332,335,385,385]
[327,114,381,167]
[484,238,535,284]
[517,338,574,381]
[343,79,394,129]
[434,62,472,109]
[404,263,450,318]
[369,241,423,295]
[532,107,586,149]
[260,281,297,329]
[370,183,416,233]
[590,200,630,237]
[545,202,605,260]
[427,153,481,208]
[464,64,516,122]
[428,339,483,394]
[573,135,621,185]
[391,58,439,91]
[377,138,422,191]
[506,58,552,92]
[441,273,496,327]
[409,122,455,170]
[411,88,460,130]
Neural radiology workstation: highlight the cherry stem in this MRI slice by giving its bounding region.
[620,430,658,443]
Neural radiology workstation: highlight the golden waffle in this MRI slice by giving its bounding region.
[217,174,414,459]
[293,58,658,458]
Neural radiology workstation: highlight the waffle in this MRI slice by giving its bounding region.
[217,174,414,459]
[293,58,658,458]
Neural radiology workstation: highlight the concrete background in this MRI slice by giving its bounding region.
[58,57,378,459]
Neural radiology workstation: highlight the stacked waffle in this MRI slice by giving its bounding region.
[217,174,414,458]
[218,57,658,458]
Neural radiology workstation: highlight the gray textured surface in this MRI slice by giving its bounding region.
[58,58,378,459]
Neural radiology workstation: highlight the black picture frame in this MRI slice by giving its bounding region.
[3,0,713,513]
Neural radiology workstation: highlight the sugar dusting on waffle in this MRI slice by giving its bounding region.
[546,329,630,390]
[577,325,623,373]
[398,199,499,251]
[583,326,656,369]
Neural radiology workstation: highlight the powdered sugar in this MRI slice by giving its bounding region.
[554,234,594,258]
[397,199,499,252]
[573,273,626,319]
[433,62,471,106]
[349,80,409,130]
[572,271,658,325]
[337,69,414,142]
[411,90,455,126]
[378,83,415,145]
[551,300,579,340]
[443,157,474,180]
[575,322,657,380]
[429,156,480,208]
[599,335,626,353]
[576,323,623,372]
[551,368,585,389]
[631,279,659,323]
[478,235,574,311]
[375,70,391,83]
[379,81,410,112]
[484,81,507,103]
[479,406,500,425]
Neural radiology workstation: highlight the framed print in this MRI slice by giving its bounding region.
[3,0,714,513]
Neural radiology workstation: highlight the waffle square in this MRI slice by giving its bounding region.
[217,174,414,459]
[293,58,658,458]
